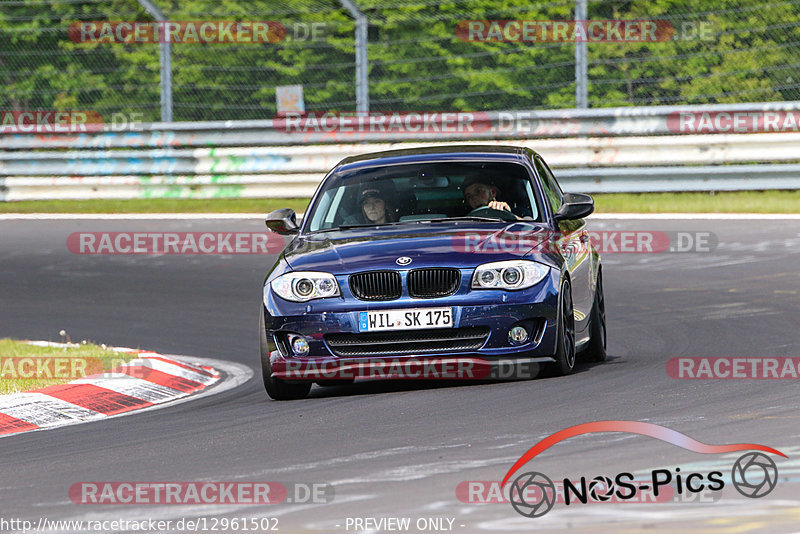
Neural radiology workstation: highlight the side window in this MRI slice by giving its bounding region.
[308,185,346,231]
[522,180,540,221]
[534,156,563,215]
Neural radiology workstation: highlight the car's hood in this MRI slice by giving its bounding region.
[283,221,558,273]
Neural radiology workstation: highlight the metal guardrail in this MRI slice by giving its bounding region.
[5,100,800,149]
[560,164,800,193]
[2,165,798,202]
[1,101,800,200]
[4,133,800,174]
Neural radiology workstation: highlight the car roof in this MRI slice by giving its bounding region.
[334,145,539,173]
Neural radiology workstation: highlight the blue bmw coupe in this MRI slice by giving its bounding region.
[260,145,605,399]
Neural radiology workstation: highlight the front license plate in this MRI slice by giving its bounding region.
[359,307,453,332]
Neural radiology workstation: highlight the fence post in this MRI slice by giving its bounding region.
[338,0,369,113]
[575,0,588,109]
[137,0,173,122]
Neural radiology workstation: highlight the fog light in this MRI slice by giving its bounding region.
[289,335,310,356]
[509,326,529,344]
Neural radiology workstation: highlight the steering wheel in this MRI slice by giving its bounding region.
[467,205,518,222]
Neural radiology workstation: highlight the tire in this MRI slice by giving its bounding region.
[259,309,311,400]
[549,280,577,376]
[583,270,607,363]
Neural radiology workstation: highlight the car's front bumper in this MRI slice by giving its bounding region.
[262,270,560,380]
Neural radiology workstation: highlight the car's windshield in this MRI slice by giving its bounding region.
[305,161,541,233]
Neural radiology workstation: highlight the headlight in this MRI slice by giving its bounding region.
[269,271,341,302]
[471,260,549,290]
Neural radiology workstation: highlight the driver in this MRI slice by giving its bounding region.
[462,177,520,219]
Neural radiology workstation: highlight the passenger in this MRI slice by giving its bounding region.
[343,187,396,225]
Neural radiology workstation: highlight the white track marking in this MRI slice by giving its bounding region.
[0,355,252,438]
[0,393,102,426]
[68,375,191,402]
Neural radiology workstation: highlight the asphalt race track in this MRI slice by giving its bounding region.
[1,216,800,533]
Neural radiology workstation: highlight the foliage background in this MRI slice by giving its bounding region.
[1,0,799,120]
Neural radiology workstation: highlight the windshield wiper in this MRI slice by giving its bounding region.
[309,224,374,234]
[308,216,522,234]
[424,216,506,223]
[309,220,415,234]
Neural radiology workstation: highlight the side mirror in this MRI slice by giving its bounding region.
[554,193,594,221]
[265,208,299,235]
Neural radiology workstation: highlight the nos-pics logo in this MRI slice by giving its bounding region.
[502,421,784,518]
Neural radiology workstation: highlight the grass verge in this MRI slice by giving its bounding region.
[0,338,138,395]
[591,190,800,213]
[1,191,799,214]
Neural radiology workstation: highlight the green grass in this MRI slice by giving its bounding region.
[0,338,138,395]
[1,191,799,214]
[592,191,800,214]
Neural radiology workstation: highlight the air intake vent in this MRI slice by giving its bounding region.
[349,271,402,301]
[326,327,490,357]
[408,268,460,298]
